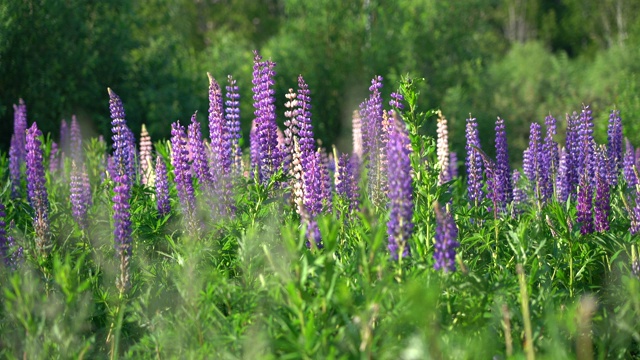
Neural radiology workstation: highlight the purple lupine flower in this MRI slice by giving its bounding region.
[113,172,132,293]
[305,219,322,249]
[252,51,283,183]
[109,88,135,188]
[9,99,28,198]
[49,141,59,174]
[593,147,610,232]
[448,151,458,180]
[296,75,315,157]
[576,169,594,235]
[171,121,196,220]
[302,150,324,219]
[70,162,91,230]
[512,169,527,217]
[250,120,259,173]
[9,134,21,198]
[565,112,580,196]
[494,117,512,208]
[336,153,352,213]
[524,122,547,201]
[362,76,387,207]
[188,112,211,187]
[465,115,484,205]
[433,204,459,272]
[623,138,636,188]
[139,124,153,185]
[13,99,28,161]
[0,203,8,264]
[0,207,22,269]
[155,155,170,217]
[557,147,570,202]
[319,149,333,211]
[631,196,640,235]
[436,110,451,185]
[542,114,558,199]
[389,91,404,111]
[60,119,70,155]
[225,75,242,177]
[25,123,50,255]
[208,73,232,177]
[70,115,83,164]
[607,110,623,186]
[386,115,413,260]
[577,105,595,186]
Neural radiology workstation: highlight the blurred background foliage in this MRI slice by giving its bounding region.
[1,0,640,163]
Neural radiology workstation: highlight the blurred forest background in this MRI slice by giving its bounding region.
[2,0,640,162]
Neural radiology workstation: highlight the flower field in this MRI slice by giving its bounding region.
[1,50,640,359]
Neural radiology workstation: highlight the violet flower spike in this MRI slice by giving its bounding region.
[386,115,413,260]
[623,138,636,188]
[465,115,484,205]
[225,75,242,177]
[607,110,623,186]
[188,112,212,188]
[9,134,21,198]
[252,51,283,183]
[494,117,513,207]
[49,141,59,174]
[576,169,594,235]
[171,121,197,221]
[113,172,132,293]
[70,115,83,165]
[433,204,460,272]
[593,147,610,232]
[70,161,91,230]
[155,155,171,217]
[25,123,50,255]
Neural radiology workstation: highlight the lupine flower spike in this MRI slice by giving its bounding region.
[436,110,450,185]
[25,122,50,256]
[155,155,170,217]
[465,115,483,205]
[252,51,283,183]
[139,124,153,186]
[108,87,133,292]
[433,203,460,272]
[386,114,413,260]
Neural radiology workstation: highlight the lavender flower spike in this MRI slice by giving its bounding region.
[70,115,83,165]
[70,161,92,230]
[433,204,460,272]
[386,115,413,260]
[494,117,512,208]
[593,147,610,232]
[465,115,484,205]
[252,51,283,183]
[155,155,171,217]
[607,110,623,186]
[623,138,636,188]
[108,88,135,188]
[225,75,242,177]
[25,123,50,255]
[171,121,196,221]
[113,172,132,293]
[576,169,594,235]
